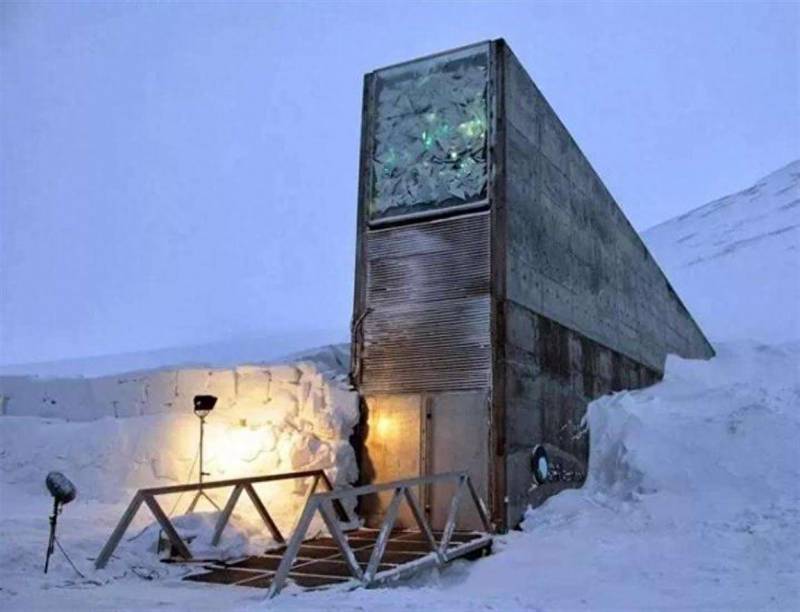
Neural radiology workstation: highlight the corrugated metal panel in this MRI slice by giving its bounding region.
[360,212,491,393]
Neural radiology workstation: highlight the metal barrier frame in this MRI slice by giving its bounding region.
[94,469,351,569]
[268,470,491,597]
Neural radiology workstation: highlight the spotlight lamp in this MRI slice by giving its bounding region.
[531,444,550,485]
[530,443,587,484]
[193,394,217,418]
[186,395,220,513]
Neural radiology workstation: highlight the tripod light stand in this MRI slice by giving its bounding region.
[187,395,220,512]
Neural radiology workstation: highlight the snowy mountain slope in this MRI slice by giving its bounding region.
[643,160,800,344]
[0,331,348,378]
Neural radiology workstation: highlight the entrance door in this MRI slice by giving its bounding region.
[359,390,490,531]
[360,394,422,528]
[427,390,490,531]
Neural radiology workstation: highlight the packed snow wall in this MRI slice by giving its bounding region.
[0,347,359,525]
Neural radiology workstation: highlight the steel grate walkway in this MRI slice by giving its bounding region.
[96,470,493,596]
[184,527,492,591]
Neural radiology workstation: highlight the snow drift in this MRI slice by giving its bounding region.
[0,345,359,552]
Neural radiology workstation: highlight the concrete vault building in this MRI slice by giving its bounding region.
[350,39,714,531]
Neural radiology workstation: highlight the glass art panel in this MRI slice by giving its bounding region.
[370,45,489,221]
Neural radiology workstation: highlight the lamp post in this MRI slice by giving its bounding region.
[187,395,221,512]
[43,471,76,573]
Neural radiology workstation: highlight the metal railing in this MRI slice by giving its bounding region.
[268,470,491,597]
[94,469,352,569]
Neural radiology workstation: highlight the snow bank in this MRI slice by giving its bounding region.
[0,346,359,543]
[583,341,799,507]
[508,341,800,609]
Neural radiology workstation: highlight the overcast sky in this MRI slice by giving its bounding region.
[1,1,797,367]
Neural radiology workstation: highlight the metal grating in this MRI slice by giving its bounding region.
[183,528,491,592]
[360,211,491,393]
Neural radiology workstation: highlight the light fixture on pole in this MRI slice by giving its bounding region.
[44,471,77,573]
[187,395,220,512]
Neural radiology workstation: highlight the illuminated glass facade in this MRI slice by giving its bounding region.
[369,44,489,222]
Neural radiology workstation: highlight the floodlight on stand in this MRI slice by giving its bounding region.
[186,395,220,513]
[44,471,77,574]
[193,394,217,418]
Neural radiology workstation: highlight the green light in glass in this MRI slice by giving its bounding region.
[370,45,489,220]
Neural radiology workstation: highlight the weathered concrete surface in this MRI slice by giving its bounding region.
[503,301,660,521]
[499,43,713,526]
[502,45,714,373]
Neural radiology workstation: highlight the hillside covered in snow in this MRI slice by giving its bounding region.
[644,159,800,344]
[1,163,798,610]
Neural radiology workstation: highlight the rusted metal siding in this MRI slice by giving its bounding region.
[358,211,492,394]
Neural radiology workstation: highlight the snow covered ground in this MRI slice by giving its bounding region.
[2,344,796,611]
[1,161,798,610]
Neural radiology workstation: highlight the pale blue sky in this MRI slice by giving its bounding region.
[1,1,797,366]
